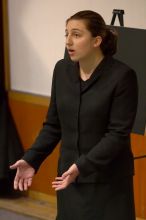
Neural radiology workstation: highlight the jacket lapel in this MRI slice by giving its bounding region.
[64,56,114,94]
[66,60,80,83]
[81,56,113,94]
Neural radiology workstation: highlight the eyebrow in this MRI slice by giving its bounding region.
[65,28,83,32]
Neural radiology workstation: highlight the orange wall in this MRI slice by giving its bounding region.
[9,97,146,218]
[132,134,146,218]
[9,98,59,196]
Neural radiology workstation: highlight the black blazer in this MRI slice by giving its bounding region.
[23,56,138,183]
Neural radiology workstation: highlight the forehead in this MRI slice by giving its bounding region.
[66,19,88,32]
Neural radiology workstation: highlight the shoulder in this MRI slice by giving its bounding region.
[108,58,138,94]
[53,59,78,82]
[51,59,68,81]
[107,56,137,81]
[109,57,132,72]
[54,59,70,71]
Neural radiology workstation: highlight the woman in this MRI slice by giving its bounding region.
[10,10,138,220]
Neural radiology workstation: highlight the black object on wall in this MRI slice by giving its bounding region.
[110,9,125,26]
[0,1,24,195]
[112,26,146,135]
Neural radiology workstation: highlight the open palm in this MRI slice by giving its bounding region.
[10,159,35,191]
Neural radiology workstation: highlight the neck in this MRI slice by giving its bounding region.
[79,52,104,81]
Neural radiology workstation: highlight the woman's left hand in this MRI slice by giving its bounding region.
[52,164,79,191]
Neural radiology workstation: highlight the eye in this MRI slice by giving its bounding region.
[73,33,80,38]
[65,33,68,37]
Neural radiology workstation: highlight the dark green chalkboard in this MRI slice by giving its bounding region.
[113,26,146,135]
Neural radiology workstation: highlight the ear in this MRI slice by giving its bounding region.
[93,36,102,48]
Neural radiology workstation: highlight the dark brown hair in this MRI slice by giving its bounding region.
[66,10,117,56]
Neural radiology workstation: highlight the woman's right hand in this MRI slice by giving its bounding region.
[10,159,35,191]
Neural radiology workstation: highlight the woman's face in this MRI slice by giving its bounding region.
[65,19,100,62]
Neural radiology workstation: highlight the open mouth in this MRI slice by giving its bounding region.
[68,49,75,55]
[68,49,74,52]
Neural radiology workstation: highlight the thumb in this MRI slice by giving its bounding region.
[10,161,21,170]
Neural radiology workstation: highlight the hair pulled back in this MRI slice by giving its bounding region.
[66,10,117,56]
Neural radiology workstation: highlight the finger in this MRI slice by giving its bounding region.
[52,181,63,186]
[52,183,65,190]
[52,181,64,189]
[27,178,32,187]
[18,178,24,191]
[54,184,67,191]
[53,179,69,191]
[52,186,62,189]
[14,175,20,190]
[52,181,61,184]
[14,179,19,190]
[24,178,32,191]
[10,161,19,170]
[55,177,64,181]
[24,179,28,191]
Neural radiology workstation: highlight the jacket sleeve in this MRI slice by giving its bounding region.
[22,62,61,171]
[75,69,138,177]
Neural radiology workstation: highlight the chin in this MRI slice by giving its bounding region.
[69,56,79,62]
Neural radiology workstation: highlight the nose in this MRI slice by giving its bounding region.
[66,35,73,46]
